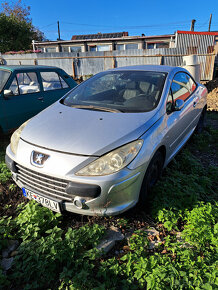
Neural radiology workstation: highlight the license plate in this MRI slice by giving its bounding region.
[22,188,61,213]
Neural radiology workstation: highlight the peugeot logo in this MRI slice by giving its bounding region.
[31,151,49,167]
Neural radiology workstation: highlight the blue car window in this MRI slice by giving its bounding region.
[0,70,10,92]
[16,72,40,95]
[9,76,19,95]
[41,71,63,91]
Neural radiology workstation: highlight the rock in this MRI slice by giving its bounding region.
[96,239,115,254]
[143,228,159,236]
[1,257,13,271]
[176,232,182,242]
[148,241,159,250]
[2,240,19,258]
[96,226,124,254]
[10,250,18,257]
[107,226,125,241]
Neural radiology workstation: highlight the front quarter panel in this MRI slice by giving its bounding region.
[128,115,166,170]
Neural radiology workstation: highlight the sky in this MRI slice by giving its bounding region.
[21,0,218,40]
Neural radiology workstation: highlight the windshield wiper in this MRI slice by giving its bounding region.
[70,104,122,113]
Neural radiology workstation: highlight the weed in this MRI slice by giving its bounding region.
[0,116,217,289]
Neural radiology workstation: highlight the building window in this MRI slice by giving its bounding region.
[89,46,97,52]
[89,45,110,52]
[125,43,138,50]
[45,47,57,53]
[70,46,82,52]
[156,42,169,48]
[117,44,125,50]
[62,46,69,52]
[147,42,169,49]
[96,45,110,51]
[147,43,155,49]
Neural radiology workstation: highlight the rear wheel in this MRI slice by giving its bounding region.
[138,150,164,205]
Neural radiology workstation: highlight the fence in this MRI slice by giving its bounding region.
[2,47,216,80]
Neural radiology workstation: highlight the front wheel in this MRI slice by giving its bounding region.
[138,150,164,205]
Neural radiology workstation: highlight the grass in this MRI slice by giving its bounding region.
[0,116,217,289]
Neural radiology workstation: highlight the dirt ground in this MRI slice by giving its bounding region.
[202,78,218,112]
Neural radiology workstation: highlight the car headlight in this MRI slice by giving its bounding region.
[10,120,29,155]
[76,140,143,176]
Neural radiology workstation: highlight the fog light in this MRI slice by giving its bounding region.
[74,196,86,209]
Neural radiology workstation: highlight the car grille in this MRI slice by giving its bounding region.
[16,164,72,201]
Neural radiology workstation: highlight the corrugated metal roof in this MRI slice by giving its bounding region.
[177,30,218,35]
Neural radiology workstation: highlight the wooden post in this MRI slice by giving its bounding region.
[208,14,212,32]
[159,55,163,65]
[190,19,196,31]
[57,21,61,40]
[112,57,116,68]
[72,60,76,78]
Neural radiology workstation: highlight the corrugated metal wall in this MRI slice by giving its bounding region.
[2,46,216,80]
[176,33,215,54]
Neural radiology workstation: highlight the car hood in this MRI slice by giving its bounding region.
[21,102,158,156]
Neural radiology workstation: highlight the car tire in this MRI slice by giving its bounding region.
[195,108,207,134]
[138,150,164,206]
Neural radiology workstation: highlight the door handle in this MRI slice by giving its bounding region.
[193,102,196,107]
[38,97,44,101]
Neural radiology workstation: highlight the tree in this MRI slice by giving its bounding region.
[1,0,31,22]
[0,0,45,53]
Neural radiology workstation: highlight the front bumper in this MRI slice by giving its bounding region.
[6,141,145,216]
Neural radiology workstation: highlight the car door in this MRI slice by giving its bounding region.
[39,70,71,108]
[165,72,198,158]
[1,70,44,132]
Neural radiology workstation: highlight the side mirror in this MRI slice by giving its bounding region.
[3,89,14,99]
[174,99,184,111]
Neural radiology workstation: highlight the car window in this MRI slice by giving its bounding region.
[0,70,10,92]
[9,77,19,95]
[185,74,197,93]
[41,71,68,91]
[63,71,167,113]
[166,89,174,113]
[15,72,40,95]
[171,72,191,102]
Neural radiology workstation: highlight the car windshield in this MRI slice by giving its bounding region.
[0,70,11,92]
[63,70,167,113]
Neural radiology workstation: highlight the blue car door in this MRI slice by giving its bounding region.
[1,70,45,132]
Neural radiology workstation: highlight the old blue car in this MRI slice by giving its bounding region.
[0,65,77,134]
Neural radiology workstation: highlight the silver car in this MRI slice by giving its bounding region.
[5,65,207,216]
